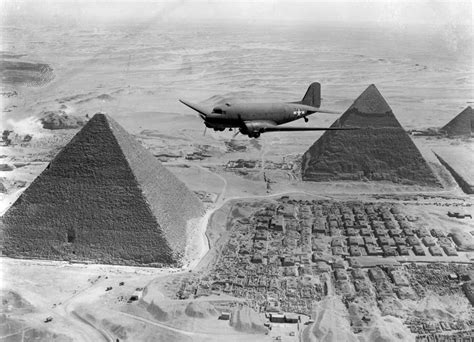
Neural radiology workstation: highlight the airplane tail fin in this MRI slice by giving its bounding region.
[301,82,321,108]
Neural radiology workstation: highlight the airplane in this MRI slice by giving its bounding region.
[179,82,355,138]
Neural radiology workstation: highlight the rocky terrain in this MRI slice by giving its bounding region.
[0,60,54,87]
[39,110,88,130]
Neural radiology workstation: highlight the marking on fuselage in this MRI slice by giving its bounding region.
[293,109,305,117]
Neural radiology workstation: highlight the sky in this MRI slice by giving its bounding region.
[1,0,472,31]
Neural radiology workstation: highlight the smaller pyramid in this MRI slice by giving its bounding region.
[440,106,473,136]
[1,113,204,266]
[301,85,440,186]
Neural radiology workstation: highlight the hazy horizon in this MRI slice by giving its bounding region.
[2,0,472,29]
[1,0,472,133]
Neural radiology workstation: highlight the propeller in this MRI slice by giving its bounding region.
[203,126,207,136]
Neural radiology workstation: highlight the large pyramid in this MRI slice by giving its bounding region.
[1,113,204,266]
[440,106,473,136]
[301,85,440,186]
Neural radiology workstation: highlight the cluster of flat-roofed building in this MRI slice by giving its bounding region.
[175,197,474,339]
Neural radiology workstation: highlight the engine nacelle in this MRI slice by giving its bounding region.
[239,122,266,138]
[241,121,265,134]
[205,122,226,130]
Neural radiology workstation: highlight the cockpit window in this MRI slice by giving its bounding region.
[213,107,226,114]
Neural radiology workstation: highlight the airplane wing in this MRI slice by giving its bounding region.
[179,99,211,119]
[243,120,357,133]
[262,126,358,132]
[310,109,341,115]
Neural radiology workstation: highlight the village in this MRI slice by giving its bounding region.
[176,196,474,340]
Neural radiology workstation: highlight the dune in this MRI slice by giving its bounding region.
[184,301,219,318]
[76,93,115,104]
[364,316,414,342]
[101,318,128,340]
[411,292,473,322]
[229,305,267,334]
[145,300,175,322]
[303,296,358,342]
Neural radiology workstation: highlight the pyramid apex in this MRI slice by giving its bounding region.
[90,112,108,120]
[350,84,392,115]
[85,112,124,133]
[334,84,400,128]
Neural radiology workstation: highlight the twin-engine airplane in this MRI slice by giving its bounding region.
[179,82,356,138]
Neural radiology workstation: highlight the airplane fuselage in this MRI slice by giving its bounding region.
[204,102,317,130]
[179,82,345,138]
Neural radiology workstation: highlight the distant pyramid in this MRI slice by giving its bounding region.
[1,113,204,265]
[440,106,473,136]
[301,85,440,186]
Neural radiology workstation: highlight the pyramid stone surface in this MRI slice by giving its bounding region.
[301,85,440,186]
[440,106,473,136]
[1,113,204,265]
